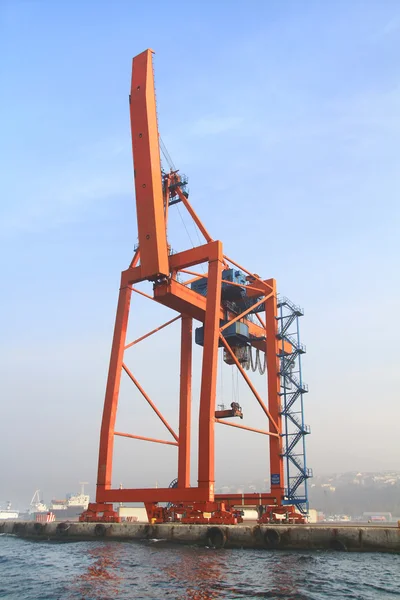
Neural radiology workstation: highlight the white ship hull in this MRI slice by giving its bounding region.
[0,510,19,520]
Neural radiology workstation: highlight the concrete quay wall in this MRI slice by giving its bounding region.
[1,521,399,552]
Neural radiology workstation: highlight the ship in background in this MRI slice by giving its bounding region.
[29,489,48,514]
[26,483,90,521]
[16,490,48,520]
[0,501,19,520]
[49,482,90,520]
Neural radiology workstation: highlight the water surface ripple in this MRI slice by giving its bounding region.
[0,535,399,599]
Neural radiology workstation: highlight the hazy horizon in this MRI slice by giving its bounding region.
[1,1,399,509]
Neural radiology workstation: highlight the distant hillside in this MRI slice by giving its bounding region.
[309,471,400,516]
[216,471,400,517]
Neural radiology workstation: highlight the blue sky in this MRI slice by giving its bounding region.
[1,0,399,506]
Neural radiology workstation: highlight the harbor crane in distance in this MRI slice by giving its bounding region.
[80,49,312,525]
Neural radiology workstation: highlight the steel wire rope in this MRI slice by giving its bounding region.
[236,368,240,408]
[245,345,266,375]
[235,368,239,404]
[243,346,250,371]
[159,137,206,274]
[218,347,224,410]
[159,136,176,172]
[176,203,196,248]
[257,349,266,375]
[231,368,238,404]
[250,346,257,372]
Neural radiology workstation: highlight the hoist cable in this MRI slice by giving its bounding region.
[159,136,176,171]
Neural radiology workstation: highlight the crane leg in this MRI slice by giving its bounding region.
[197,245,223,499]
[265,280,285,502]
[80,282,132,522]
[178,315,192,488]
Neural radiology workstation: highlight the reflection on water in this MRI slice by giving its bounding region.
[72,544,124,599]
[68,542,310,600]
[162,548,225,599]
[68,543,329,600]
[167,548,313,599]
[65,541,400,600]
[2,536,399,600]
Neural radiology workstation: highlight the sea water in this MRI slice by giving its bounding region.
[0,535,399,599]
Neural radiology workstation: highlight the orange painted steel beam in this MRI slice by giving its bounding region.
[214,408,242,419]
[215,493,277,505]
[180,269,263,295]
[197,243,223,498]
[175,187,212,243]
[265,279,285,500]
[215,419,279,437]
[178,315,192,488]
[153,277,284,353]
[255,312,266,329]
[129,248,141,269]
[252,329,290,355]
[122,363,179,442]
[130,275,283,353]
[244,278,275,299]
[224,255,274,291]
[97,283,132,496]
[168,242,216,271]
[154,279,208,322]
[130,50,169,279]
[180,275,203,286]
[121,266,143,287]
[179,269,204,278]
[124,315,181,350]
[121,244,285,356]
[131,287,153,301]
[115,432,178,447]
[219,335,279,433]
[221,279,264,293]
[220,293,272,332]
[98,486,211,504]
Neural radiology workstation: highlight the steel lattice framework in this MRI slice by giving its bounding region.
[80,49,311,525]
[277,297,312,514]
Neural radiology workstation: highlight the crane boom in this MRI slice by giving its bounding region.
[130,49,169,279]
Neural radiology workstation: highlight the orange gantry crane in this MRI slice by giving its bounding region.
[80,49,311,525]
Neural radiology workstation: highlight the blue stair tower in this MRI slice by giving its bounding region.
[277,296,312,515]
